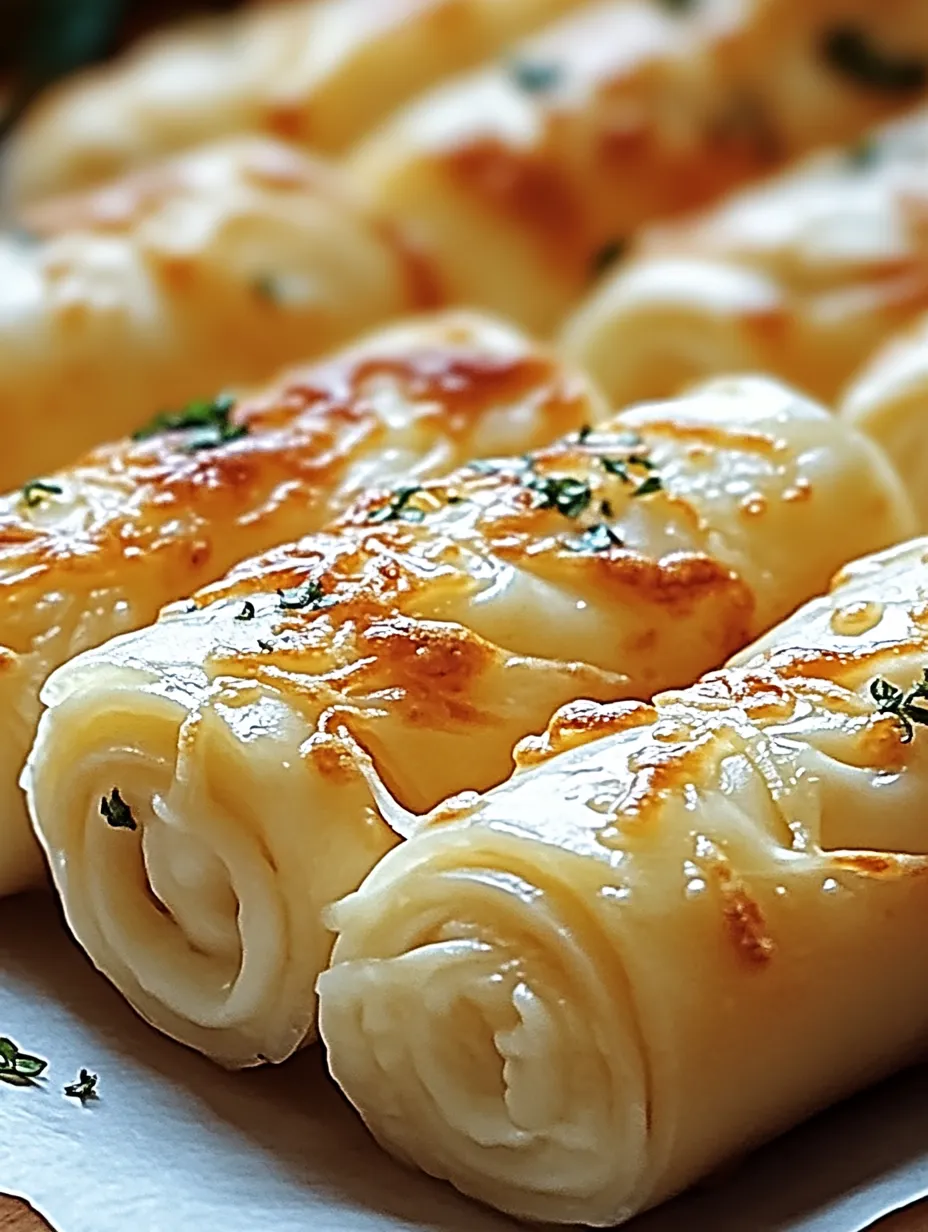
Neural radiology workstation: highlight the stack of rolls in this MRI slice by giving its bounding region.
[0,309,595,894]
[348,0,928,330]
[0,137,437,486]
[2,0,587,206]
[563,101,928,409]
[7,1,928,1226]
[318,533,928,1225]
[22,374,911,1066]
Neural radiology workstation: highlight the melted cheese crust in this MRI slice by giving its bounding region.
[563,102,928,407]
[0,137,435,489]
[3,0,586,207]
[21,375,911,1066]
[351,0,928,333]
[319,535,928,1225]
[0,309,595,895]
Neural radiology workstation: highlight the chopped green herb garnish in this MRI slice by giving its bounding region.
[100,788,137,831]
[21,479,63,508]
[235,601,256,621]
[567,523,624,553]
[277,579,331,610]
[527,475,592,519]
[257,638,275,652]
[133,393,246,452]
[822,27,927,93]
[600,454,662,496]
[64,1069,98,1104]
[870,671,928,743]
[0,1038,47,1088]
[846,136,879,169]
[251,274,283,303]
[590,239,627,279]
[366,485,426,524]
[576,425,592,444]
[508,59,561,93]
[633,474,663,498]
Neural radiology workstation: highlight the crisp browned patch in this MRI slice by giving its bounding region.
[632,419,780,456]
[515,699,658,768]
[444,139,588,277]
[718,879,775,965]
[305,732,364,785]
[831,851,928,880]
[357,617,497,728]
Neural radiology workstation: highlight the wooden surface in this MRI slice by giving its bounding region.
[1,1193,927,1232]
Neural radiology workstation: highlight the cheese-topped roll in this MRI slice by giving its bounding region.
[23,376,911,1067]
[350,0,928,334]
[3,0,585,208]
[563,103,928,408]
[842,312,928,530]
[0,136,433,489]
[319,534,928,1226]
[0,310,592,897]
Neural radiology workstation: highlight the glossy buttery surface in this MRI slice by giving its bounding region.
[0,137,432,488]
[0,310,592,894]
[351,0,928,333]
[22,376,911,1067]
[564,102,928,408]
[319,535,928,1226]
[3,0,586,206]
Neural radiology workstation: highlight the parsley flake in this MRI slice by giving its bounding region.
[235,601,256,621]
[100,788,137,831]
[64,1069,98,1104]
[600,454,662,496]
[590,239,627,279]
[133,393,246,452]
[870,671,928,743]
[508,59,561,93]
[366,485,426,524]
[277,579,331,610]
[21,479,63,508]
[822,27,927,94]
[527,475,592,519]
[567,523,624,553]
[846,136,879,169]
[0,1037,47,1088]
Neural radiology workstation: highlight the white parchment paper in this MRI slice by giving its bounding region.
[0,891,926,1232]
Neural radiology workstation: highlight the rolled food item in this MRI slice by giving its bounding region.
[3,0,585,208]
[0,136,433,488]
[0,308,591,896]
[350,0,928,334]
[842,311,928,530]
[563,102,928,408]
[23,375,912,1067]
[319,533,928,1226]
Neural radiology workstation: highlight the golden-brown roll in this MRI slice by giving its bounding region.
[22,375,911,1066]
[0,309,591,896]
[351,0,928,333]
[3,0,585,208]
[563,102,928,408]
[319,533,928,1226]
[0,136,434,488]
[842,311,928,530]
